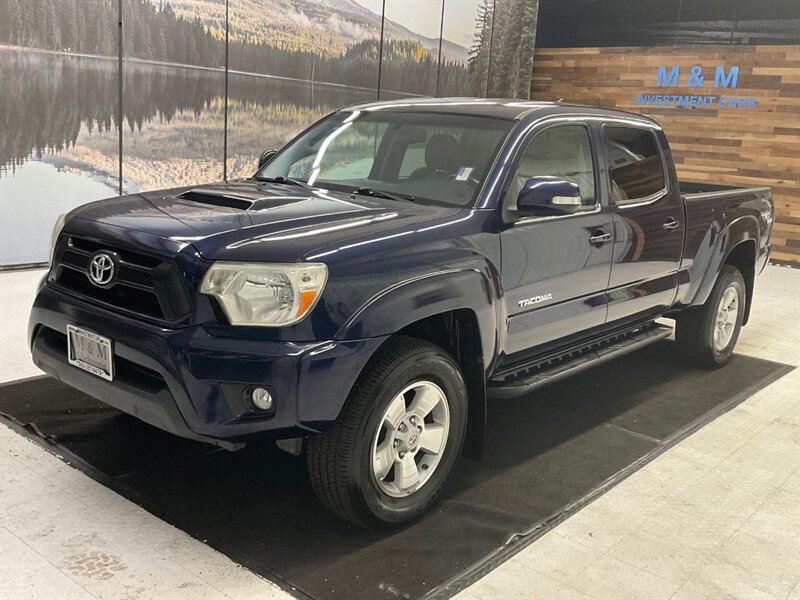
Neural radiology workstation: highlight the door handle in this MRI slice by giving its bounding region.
[663,217,680,231]
[589,229,612,244]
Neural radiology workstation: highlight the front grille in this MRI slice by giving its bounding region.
[118,265,154,287]
[52,236,190,321]
[62,250,90,270]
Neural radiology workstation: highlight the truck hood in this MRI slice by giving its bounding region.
[69,180,460,262]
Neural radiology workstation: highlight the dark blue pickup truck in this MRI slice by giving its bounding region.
[30,99,773,527]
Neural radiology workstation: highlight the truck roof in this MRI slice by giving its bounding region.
[343,97,659,126]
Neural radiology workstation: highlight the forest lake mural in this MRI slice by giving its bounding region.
[0,0,538,265]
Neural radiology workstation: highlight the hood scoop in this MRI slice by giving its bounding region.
[177,189,255,210]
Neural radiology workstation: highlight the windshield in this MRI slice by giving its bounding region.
[256,110,514,207]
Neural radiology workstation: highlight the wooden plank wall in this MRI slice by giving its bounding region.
[530,45,800,265]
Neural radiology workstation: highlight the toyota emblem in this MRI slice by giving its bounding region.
[88,252,116,286]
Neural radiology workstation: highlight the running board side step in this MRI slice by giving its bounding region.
[487,323,673,400]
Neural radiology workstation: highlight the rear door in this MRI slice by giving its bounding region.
[499,121,614,366]
[601,123,685,327]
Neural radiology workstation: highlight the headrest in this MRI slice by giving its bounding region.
[425,134,460,171]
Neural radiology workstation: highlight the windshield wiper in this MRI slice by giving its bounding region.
[254,175,313,189]
[352,187,415,203]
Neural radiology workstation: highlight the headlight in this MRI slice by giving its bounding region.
[200,262,328,326]
[49,213,67,265]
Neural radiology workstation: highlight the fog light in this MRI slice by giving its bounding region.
[251,387,274,411]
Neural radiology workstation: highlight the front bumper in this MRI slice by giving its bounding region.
[29,282,387,448]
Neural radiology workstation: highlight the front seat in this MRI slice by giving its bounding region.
[409,134,461,179]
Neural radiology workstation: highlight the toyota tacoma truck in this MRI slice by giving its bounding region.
[30,99,774,528]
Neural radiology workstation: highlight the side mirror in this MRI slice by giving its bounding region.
[258,149,278,170]
[516,177,582,217]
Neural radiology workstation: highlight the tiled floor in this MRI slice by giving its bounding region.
[0,269,292,600]
[458,265,800,600]
[1,265,798,600]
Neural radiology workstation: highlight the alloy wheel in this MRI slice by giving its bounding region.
[713,284,739,351]
[371,381,450,498]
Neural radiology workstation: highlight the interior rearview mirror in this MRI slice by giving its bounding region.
[516,177,582,217]
[258,149,279,170]
[394,126,427,143]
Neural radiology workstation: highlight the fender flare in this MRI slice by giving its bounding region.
[686,214,759,310]
[336,267,497,356]
[336,267,499,459]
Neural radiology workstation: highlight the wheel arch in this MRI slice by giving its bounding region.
[393,309,487,460]
[682,215,759,325]
[722,239,756,325]
[336,268,499,460]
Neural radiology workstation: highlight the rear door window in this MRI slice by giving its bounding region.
[602,126,666,203]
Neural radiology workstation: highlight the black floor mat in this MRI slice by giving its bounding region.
[0,342,792,600]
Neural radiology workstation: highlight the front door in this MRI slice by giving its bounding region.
[600,124,685,327]
[499,122,614,366]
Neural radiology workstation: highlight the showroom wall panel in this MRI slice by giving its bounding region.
[531,44,800,265]
[441,0,489,96]
[535,0,800,47]
[0,0,119,265]
[377,0,444,97]
[531,0,800,265]
[0,0,536,267]
[225,0,381,180]
[120,0,226,192]
[485,0,538,98]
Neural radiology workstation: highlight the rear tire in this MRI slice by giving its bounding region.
[675,265,746,369]
[307,336,467,529]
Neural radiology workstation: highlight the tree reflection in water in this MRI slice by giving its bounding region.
[0,50,379,191]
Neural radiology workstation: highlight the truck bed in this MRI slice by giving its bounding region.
[676,180,773,312]
[680,181,772,201]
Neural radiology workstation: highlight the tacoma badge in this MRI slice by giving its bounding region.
[518,293,553,307]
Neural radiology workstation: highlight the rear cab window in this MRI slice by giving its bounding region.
[602,125,666,203]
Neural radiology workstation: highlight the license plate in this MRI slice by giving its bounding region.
[67,325,114,381]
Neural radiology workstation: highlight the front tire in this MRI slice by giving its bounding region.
[307,336,467,528]
[675,265,746,369]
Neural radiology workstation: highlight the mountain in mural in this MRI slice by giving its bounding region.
[0,0,471,94]
[168,0,469,62]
